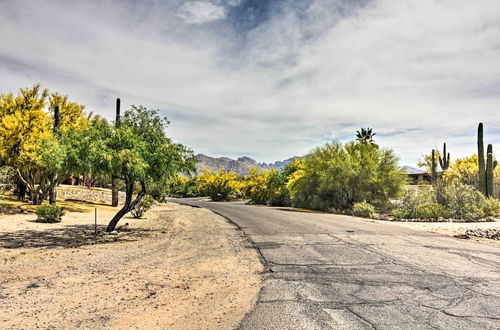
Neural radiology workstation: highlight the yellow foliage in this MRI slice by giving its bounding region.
[0,85,90,171]
[443,154,500,185]
[197,168,241,201]
[49,92,88,130]
[0,85,51,170]
[443,155,478,185]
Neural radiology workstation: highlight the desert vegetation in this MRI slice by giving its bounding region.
[0,85,194,231]
[169,124,500,223]
[1,84,498,227]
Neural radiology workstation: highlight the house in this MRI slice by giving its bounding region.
[403,166,430,184]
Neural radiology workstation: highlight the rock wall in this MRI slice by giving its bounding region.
[57,185,125,204]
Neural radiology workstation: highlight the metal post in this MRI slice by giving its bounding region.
[94,207,97,234]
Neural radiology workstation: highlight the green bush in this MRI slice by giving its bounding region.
[435,181,486,220]
[35,204,65,223]
[131,195,155,218]
[415,203,448,220]
[352,201,376,218]
[393,189,434,219]
[287,141,406,211]
[392,208,410,219]
[482,197,500,217]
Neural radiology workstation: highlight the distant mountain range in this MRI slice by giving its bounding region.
[195,154,298,176]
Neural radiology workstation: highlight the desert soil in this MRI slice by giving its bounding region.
[0,202,262,329]
[366,218,500,246]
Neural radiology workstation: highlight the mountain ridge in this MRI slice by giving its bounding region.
[195,154,298,176]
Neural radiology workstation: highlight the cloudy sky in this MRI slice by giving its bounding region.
[1,0,499,165]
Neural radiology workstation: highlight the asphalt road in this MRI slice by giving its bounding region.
[171,199,500,329]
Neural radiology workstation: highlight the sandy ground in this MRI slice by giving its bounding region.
[0,202,263,329]
[365,218,500,246]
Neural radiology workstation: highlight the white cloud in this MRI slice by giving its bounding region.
[0,0,499,164]
[177,1,226,24]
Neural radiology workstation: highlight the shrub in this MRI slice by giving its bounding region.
[167,174,201,198]
[393,188,435,219]
[435,181,486,220]
[131,195,155,218]
[243,168,290,206]
[197,169,241,201]
[35,204,65,223]
[392,209,410,219]
[287,141,406,211]
[415,203,448,220]
[483,197,500,217]
[352,201,376,218]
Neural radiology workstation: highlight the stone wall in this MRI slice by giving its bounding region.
[57,185,125,204]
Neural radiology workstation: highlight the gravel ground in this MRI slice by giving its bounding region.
[0,203,262,329]
[366,218,500,246]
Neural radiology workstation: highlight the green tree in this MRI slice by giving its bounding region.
[355,127,376,144]
[287,141,405,211]
[105,105,194,232]
[0,85,89,204]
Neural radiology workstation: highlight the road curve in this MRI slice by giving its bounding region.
[170,198,500,329]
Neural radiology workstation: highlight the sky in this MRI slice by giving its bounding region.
[1,0,499,165]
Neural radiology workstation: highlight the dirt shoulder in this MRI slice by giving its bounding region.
[0,202,263,329]
[364,218,500,246]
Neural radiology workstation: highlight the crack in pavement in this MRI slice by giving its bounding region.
[170,199,500,329]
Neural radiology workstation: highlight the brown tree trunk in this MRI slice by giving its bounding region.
[111,176,119,207]
[16,178,27,201]
[106,179,146,232]
[49,184,57,204]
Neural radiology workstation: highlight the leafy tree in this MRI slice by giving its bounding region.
[197,168,241,201]
[243,168,274,205]
[356,127,376,144]
[243,166,294,206]
[443,154,500,188]
[0,85,52,204]
[167,174,200,198]
[0,85,89,204]
[287,141,406,211]
[105,105,194,232]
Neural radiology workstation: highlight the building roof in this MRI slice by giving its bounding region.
[402,165,426,175]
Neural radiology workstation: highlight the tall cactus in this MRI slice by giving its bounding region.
[478,123,486,195]
[439,143,450,171]
[431,149,437,181]
[486,144,497,197]
[111,98,121,207]
[53,105,60,133]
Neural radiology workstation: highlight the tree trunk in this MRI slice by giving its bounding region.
[49,184,57,204]
[106,179,146,232]
[16,178,27,201]
[111,176,119,207]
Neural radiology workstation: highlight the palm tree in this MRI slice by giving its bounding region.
[356,127,376,144]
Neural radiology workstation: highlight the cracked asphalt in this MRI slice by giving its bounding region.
[171,199,500,329]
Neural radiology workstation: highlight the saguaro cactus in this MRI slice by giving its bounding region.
[431,149,437,181]
[49,105,61,204]
[478,123,486,195]
[53,105,60,133]
[486,144,497,197]
[111,98,121,207]
[439,143,450,171]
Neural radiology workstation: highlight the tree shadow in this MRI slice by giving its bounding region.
[63,198,113,208]
[0,224,159,249]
